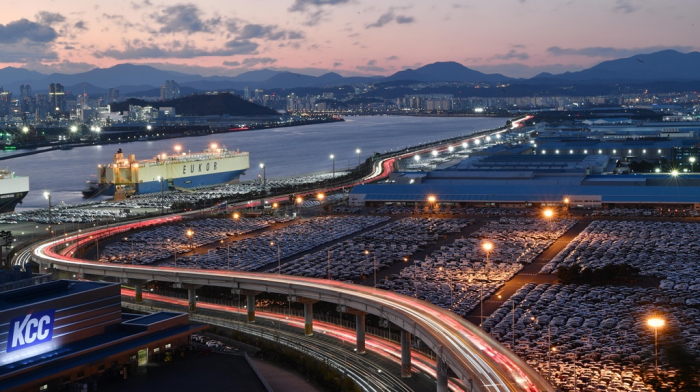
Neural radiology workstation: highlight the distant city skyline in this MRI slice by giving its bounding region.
[0,0,698,78]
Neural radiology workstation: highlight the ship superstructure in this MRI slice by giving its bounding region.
[95,146,249,196]
[0,169,29,213]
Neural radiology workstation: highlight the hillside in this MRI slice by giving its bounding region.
[110,93,278,116]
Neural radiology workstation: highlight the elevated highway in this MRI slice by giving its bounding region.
[28,220,554,392]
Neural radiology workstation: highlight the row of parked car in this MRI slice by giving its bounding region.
[101,217,274,264]
[540,221,700,292]
[378,217,575,316]
[274,217,472,280]
[483,283,699,392]
[166,216,390,271]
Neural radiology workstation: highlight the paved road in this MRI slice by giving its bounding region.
[464,220,592,326]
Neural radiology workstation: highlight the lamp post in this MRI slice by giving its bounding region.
[481,241,493,329]
[330,154,335,179]
[648,317,665,374]
[271,241,281,274]
[296,196,303,219]
[427,195,437,214]
[259,163,266,209]
[43,191,52,228]
[543,208,554,234]
[157,176,164,215]
[317,193,325,216]
[356,149,361,169]
[186,229,194,251]
[690,157,696,173]
[365,250,377,288]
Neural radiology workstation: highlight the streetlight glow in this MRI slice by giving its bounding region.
[259,163,265,169]
[427,195,436,203]
[671,169,679,177]
[648,318,665,328]
[70,126,78,133]
[482,242,493,252]
[174,145,182,153]
[543,209,554,219]
[317,193,325,201]
[414,155,420,161]
[211,143,218,150]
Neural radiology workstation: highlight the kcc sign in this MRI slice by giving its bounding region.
[7,309,56,353]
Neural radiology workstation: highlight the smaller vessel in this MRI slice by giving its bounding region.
[0,169,29,213]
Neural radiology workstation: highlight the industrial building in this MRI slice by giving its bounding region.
[350,151,700,210]
[0,280,206,392]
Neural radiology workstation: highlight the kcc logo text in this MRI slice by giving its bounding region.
[7,309,55,353]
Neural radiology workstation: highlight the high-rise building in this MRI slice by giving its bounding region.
[48,83,66,115]
[19,84,33,113]
[107,87,120,103]
[243,86,250,100]
[160,80,180,101]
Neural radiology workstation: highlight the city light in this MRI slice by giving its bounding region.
[317,193,325,201]
[671,170,679,177]
[432,150,438,156]
[462,142,468,148]
[259,163,265,168]
[232,212,240,220]
[70,126,78,132]
[296,196,303,204]
[448,146,454,152]
[427,195,437,203]
[647,317,664,328]
[414,155,420,161]
[211,143,218,150]
[543,209,554,219]
[174,145,182,153]
[482,242,493,252]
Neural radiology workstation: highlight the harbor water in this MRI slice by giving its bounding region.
[3,116,505,209]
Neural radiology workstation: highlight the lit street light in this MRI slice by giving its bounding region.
[690,157,696,173]
[70,126,78,133]
[186,229,194,251]
[671,169,679,177]
[648,317,665,374]
[43,191,52,227]
[365,250,377,288]
[356,148,361,168]
[481,241,493,329]
[330,154,335,178]
[271,241,281,274]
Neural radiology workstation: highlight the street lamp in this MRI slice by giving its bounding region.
[648,317,665,373]
[481,241,493,329]
[317,193,325,215]
[365,250,377,288]
[330,154,335,178]
[22,126,29,133]
[671,169,679,177]
[271,241,281,274]
[157,176,164,215]
[43,191,52,227]
[186,229,194,251]
[690,157,696,173]
[296,196,303,219]
[356,149,361,168]
[70,126,78,133]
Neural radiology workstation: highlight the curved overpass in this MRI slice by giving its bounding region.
[29,221,554,392]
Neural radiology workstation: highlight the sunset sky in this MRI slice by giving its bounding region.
[1,0,698,77]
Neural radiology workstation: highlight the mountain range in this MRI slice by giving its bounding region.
[2,50,700,97]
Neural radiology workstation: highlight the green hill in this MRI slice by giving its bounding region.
[111,93,278,116]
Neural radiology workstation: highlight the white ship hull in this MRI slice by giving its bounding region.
[97,149,249,195]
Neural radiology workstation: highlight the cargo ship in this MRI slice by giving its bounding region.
[0,169,29,213]
[88,145,249,197]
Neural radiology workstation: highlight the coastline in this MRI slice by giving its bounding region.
[0,116,344,161]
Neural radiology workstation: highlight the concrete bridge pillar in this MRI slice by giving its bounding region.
[247,294,256,322]
[401,330,412,378]
[295,297,319,336]
[436,347,448,392]
[135,282,143,303]
[188,287,197,312]
[355,313,366,354]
